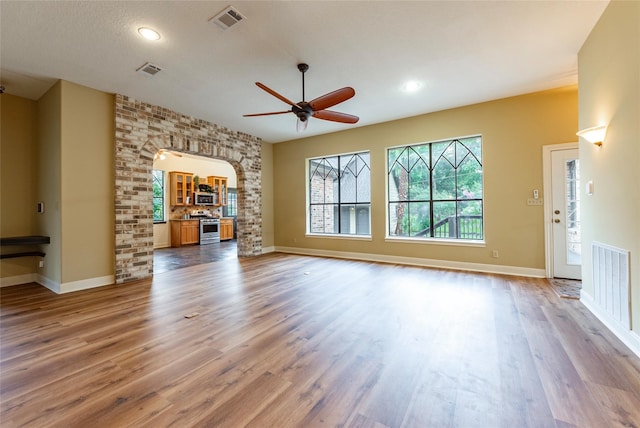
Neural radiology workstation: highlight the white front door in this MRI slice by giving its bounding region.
[550,148,581,279]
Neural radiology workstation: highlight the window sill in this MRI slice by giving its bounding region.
[385,236,485,247]
[153,221,167,225]
[306,233,372,241]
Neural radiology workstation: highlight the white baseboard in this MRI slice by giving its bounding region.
[580,290,640,359]
[274,246,546,278]
[1,273,38,288]
[262,246,275,254]
[34,274,113,294]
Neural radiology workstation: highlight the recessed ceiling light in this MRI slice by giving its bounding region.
[138,27,161,41]
[401,80,423,93]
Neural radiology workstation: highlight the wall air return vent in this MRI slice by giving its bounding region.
[209,6,245,30]
[136,62,162,76]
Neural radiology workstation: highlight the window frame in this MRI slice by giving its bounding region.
[152,169,165,223]
[224,188,237,217]
[306,150,372,239]
[385,135,485,245]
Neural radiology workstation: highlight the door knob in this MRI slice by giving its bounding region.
[554,219,560,223]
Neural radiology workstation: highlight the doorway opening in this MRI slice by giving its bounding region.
[152,150,239,274]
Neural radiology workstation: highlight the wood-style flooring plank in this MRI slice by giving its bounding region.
[492,277,557,427]
[510,281,614,427]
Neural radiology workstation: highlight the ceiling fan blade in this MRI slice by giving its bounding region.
[243,110,291,117]
[309,87,355,111]
[312,110,359,124]
[255,82,301,109]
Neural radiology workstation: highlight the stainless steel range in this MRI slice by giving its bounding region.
[199,217,220,244]
[190,210,220,245]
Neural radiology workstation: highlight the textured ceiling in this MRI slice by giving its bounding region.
[1,1,608,143]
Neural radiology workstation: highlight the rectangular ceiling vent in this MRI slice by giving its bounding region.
[209,6,245,30]
[136,62,162,76]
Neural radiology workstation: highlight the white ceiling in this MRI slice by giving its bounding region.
[1,1,608,143]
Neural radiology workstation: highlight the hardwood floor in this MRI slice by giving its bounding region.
[153,240,238,274]
[2,253,640,427]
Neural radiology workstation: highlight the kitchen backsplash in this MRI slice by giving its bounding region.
[170,206,222,220]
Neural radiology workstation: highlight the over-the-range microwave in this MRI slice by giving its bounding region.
[193,192,215,206]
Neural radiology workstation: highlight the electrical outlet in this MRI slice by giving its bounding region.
[492,250,499,258]
[39,260,44,268]
[527,198,544,206]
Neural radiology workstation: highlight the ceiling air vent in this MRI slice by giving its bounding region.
[136,62,162,76]
[209,6,245,30]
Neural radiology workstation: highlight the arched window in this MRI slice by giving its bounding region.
[388,136,483,240]
[308,151,371,235]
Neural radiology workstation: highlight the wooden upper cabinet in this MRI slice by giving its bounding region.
[206,176,228,206]
[170,172,194,206]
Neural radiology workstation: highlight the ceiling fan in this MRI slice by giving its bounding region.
[244,63,359,131]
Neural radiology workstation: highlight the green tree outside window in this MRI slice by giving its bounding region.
[153,170,165,222]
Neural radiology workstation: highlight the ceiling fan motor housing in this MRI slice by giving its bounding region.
[293,102,313,121]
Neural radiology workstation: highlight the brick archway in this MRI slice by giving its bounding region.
[114,95,262,284]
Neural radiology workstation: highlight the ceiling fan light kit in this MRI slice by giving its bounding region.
[244,63,359,131]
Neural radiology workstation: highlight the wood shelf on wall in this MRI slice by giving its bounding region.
[0,235,50,260]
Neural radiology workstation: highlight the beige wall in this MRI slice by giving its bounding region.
[36,82,63,284]
[261,141,274,249]
[2,81,115,289]
[1,94,38,278]
[578,0,640,332]
[29,80,115,289]
[273,87,578,272]
[59,81,114,285]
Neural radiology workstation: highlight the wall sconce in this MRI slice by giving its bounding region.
[576,125,607,147]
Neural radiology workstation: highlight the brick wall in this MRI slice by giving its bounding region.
[114,95,262,284]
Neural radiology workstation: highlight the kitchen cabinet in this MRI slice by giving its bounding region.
[170,220,200,247]
[170,172,194,206]
[220,218,234,241]
[207,176,227,206]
